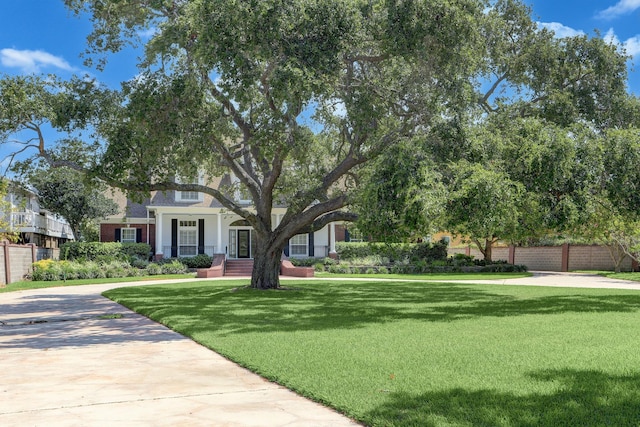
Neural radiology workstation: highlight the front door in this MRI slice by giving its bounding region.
[237,229,250,258]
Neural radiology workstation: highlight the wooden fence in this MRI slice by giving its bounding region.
[449,244,638,272]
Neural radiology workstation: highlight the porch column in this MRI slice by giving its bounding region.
[216,213,223,254]
[329,222,337,258]
[155,212,163,260]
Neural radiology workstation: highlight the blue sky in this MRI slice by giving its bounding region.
[1,0,640,168]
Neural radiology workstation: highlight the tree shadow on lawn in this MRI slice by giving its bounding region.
[363,368,640,427]
[104,281,640,336]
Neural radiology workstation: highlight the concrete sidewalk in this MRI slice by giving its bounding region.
[0,280,360,426]
[1,272,639,426]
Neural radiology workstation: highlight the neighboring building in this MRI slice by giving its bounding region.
[99,175,341,260]
[1,184,75,248]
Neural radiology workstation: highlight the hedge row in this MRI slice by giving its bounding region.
[60,242,151,262]
[31,259,187,281]
[335,241,447,262]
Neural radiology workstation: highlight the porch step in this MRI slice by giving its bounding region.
[225,259,254,276]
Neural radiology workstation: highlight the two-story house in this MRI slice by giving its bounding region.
[99,175,344,262]
[2,183,75,248]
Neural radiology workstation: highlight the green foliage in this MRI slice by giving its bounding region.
[355,140,447,242]
[145,263,163,275]
[30,257,186,281]
[336,241,447,263]
[0,178,22,243]
[121,243,151,260]
[60,241,151,262]
[20,166,119,241]
[178,254,213,269]
[160,260,188,275]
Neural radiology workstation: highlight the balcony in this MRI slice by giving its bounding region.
[10,212,75,239]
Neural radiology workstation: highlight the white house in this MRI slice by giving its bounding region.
[1,184,75,248]
[99,175,342,261]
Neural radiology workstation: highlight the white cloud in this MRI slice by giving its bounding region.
[623,35,640,56]
[538,22,585,38]
[596,0,640,20]
[0,48,75,74]
[603,28,640,57]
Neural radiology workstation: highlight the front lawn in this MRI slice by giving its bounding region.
[105,279,640,426]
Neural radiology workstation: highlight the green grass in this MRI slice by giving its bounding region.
[572,271,640,282]
[105,279,640,426]
[315,271,532,281]
[600,272,640,282]
[0,273,196,293]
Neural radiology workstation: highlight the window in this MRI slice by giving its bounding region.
[179,220,197,256]
[230,173,252,203]
[121,228,137,243]
[290,234,308,257]
[175,174,204,202]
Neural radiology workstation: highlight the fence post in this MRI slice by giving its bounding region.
[561,243,570,272]
[508,245,515,265]
[30,243,37,263]
[3,241,11,285]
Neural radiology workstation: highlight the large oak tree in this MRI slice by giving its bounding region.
[2,0,487,288]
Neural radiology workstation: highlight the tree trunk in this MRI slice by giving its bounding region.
[250,240,283,289]
[484,238,493,263]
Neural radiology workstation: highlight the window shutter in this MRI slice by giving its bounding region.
[136,228,142,243]
[114,228,121,242]
[198,219,205,254]
[171,219,178,257]
[283,239,290,257]
[345,229,351,242]
[308,232,314,257]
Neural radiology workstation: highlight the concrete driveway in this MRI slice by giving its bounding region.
[1,272,639,426]
[0,279,360,426]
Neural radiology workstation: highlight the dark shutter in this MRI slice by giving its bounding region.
[345,229,351,242]
[114,228,121,242]
[198,219,205,254]
[136,228,142,243]
[283,239,290,257]
[171,219,178,257]
[308,232,314,257]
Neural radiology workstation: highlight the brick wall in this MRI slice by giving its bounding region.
[514,246,563,271]
[448,244,637,272]
[567,245,633,271]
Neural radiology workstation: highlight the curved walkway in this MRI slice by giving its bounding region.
[1,272,639,426]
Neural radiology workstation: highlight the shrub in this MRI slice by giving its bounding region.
[480,264,528,273]
[451,253,475,267]
[378,266,389,274]
[146,263,163,275]
[336,241,448,263]
[161,260,188,274]
[179,254,213,269]
[121,243,152,260]
[60,241,151,263]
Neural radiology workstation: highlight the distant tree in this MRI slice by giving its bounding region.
[26,167,119,241]
[444,162,524,262]
[0,178,22,243]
